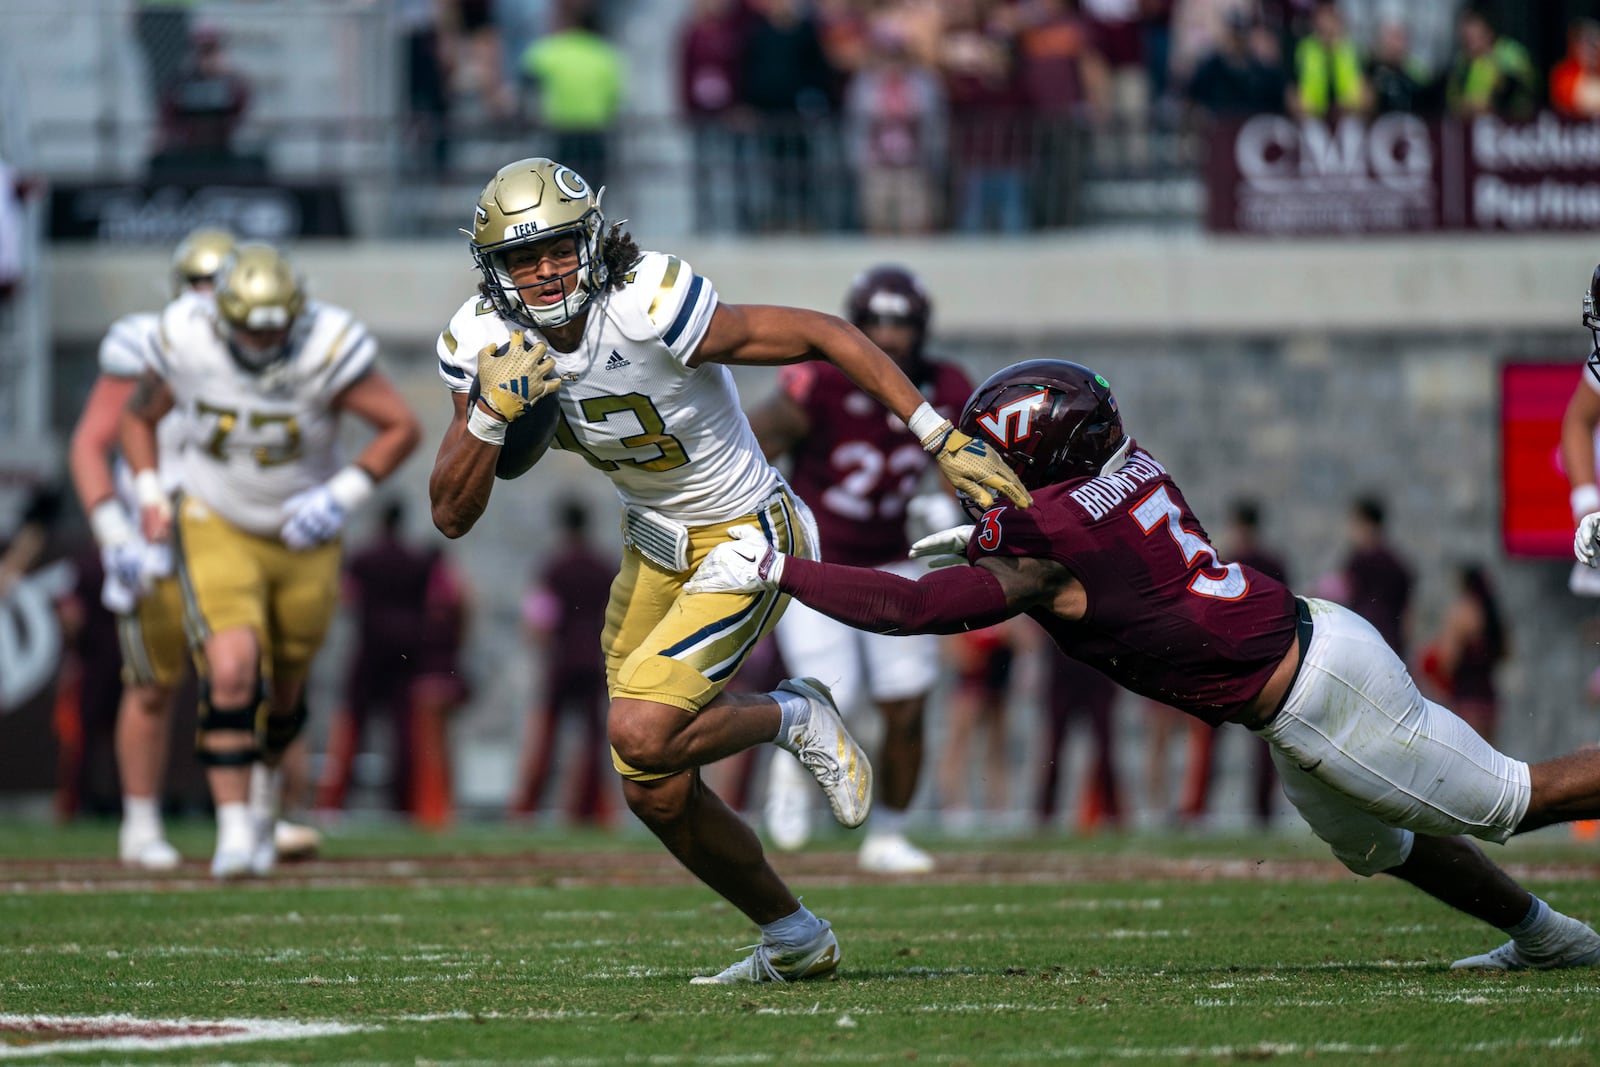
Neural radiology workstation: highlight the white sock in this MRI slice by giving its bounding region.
[248,763,283,829]
[760,903,825,948]
[870,808,909,837]
[772,690,811,747]
[216,802,254,853]
[122,796,162,842]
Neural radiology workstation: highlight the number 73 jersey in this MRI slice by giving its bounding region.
[966,444,1298,725]
[152,294,376,538]
[435,251,778,525]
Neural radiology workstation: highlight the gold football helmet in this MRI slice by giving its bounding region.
[213,243,307,372]
[170,227,236,295]
[467,157,606,329]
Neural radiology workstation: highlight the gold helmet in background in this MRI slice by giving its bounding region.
[467,157,606,329]
[169,227,236,296]
[213,242,307,372]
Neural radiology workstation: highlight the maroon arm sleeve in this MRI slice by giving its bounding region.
[778,556,1013,635]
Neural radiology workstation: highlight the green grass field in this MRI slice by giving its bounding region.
[3,821,1600,1065]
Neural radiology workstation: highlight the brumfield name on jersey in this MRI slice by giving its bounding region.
[1069,451,1167,520]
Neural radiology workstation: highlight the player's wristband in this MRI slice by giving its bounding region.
[1573,484,1600,522]
[467,402,508,446]
[907,402,950,449]
[326,465,376,512]
[89,499,136,548]
[133,470,170,518]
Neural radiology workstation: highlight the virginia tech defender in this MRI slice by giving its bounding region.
[121,243,421,879]
[428,156,1031,983]
[68,226,235,870]
[695,358,1600,973]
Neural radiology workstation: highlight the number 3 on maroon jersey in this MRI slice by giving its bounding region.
[977,507,1004,551]
[1131,486,1247,600]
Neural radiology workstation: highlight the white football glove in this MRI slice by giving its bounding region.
[908,524,975,570]
[685,524,785,595]
[281,467,375,550]
[1577,510,1600,568]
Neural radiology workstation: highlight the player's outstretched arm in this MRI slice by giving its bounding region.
[1562,382,1600,522]
[429,390,500,539]
[68,375,136,514]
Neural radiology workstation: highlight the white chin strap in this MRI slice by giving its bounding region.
[1098,437,1133,477]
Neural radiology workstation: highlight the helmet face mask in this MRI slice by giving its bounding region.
[846,264,931,368]
[959,360,1127,492]
[469,158,607,330]
[170,227,236,296]
[213,243,307,374]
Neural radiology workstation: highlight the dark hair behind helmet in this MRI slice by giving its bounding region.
[959,360,1126,491]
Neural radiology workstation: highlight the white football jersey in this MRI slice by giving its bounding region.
[100,308,192,505]
[152,294,376,538]
[436,251,778,524]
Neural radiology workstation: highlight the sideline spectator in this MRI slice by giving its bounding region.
[1035,646,1124,833]
[520,5,625,194]
[1326,494,1414,660]
[1289,0,1370,118]
[1186,8,1290,119]
[449,0,515,120]
[844,24,946,235]
[1082,0,1152,167]
[1417,563,1507,745]
[1366,18,1437,115]
[507,498,615,826]
[739,0,839,231]
[1008,0,1110,228]
[400,0,453,174]
[679,0,749,234]
[1444,9,1536,120]
[942,0,1029,233]
[409,546,472,829]
[1550,17,1600,119]
[937,621,1022,833]
[316,502,438,818]
[151,23,258,179]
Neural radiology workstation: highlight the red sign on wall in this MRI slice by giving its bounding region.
[1501,361,1584,558]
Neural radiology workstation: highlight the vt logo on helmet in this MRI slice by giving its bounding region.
[466,157,608,330]
[959,360,1128,491]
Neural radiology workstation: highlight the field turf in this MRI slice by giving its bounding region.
[3,821,1599,1065]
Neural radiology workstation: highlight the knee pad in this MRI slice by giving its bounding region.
[195,677,266,767]
[1332,828,1415,877]
[262,693,309,760]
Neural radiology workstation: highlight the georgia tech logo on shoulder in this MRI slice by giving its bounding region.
[977,389,1047,446]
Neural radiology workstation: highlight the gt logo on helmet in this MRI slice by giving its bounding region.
[553,166,588,200]
[977,389,1047,446]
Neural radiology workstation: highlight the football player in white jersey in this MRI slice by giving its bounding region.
[121,243,422,879]
[429,157,1032,983]
[69,227,235,870]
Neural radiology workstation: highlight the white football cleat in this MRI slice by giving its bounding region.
[1452,913,1600,970]
[211,846,255,881]
[775,678,872,830]
[119,836,181,872]
[274,819,322,861]
[858,832,935,874]
[689,924,840,985]
[764,751,814,851]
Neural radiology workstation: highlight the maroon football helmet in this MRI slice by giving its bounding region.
[846,264,931,361]
[959,360,1126,491]
[1585,263,1600,384]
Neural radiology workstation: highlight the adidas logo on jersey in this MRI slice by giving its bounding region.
[605,350,631,370]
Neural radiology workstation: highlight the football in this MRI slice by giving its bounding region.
[467,377,562,480]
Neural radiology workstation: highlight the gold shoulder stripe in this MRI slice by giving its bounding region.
[442,327,458,355]
[647,256,683,326]
[320,317,357,370]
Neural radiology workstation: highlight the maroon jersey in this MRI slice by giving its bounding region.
[782,359,973,567]
[966,445,1297,725]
